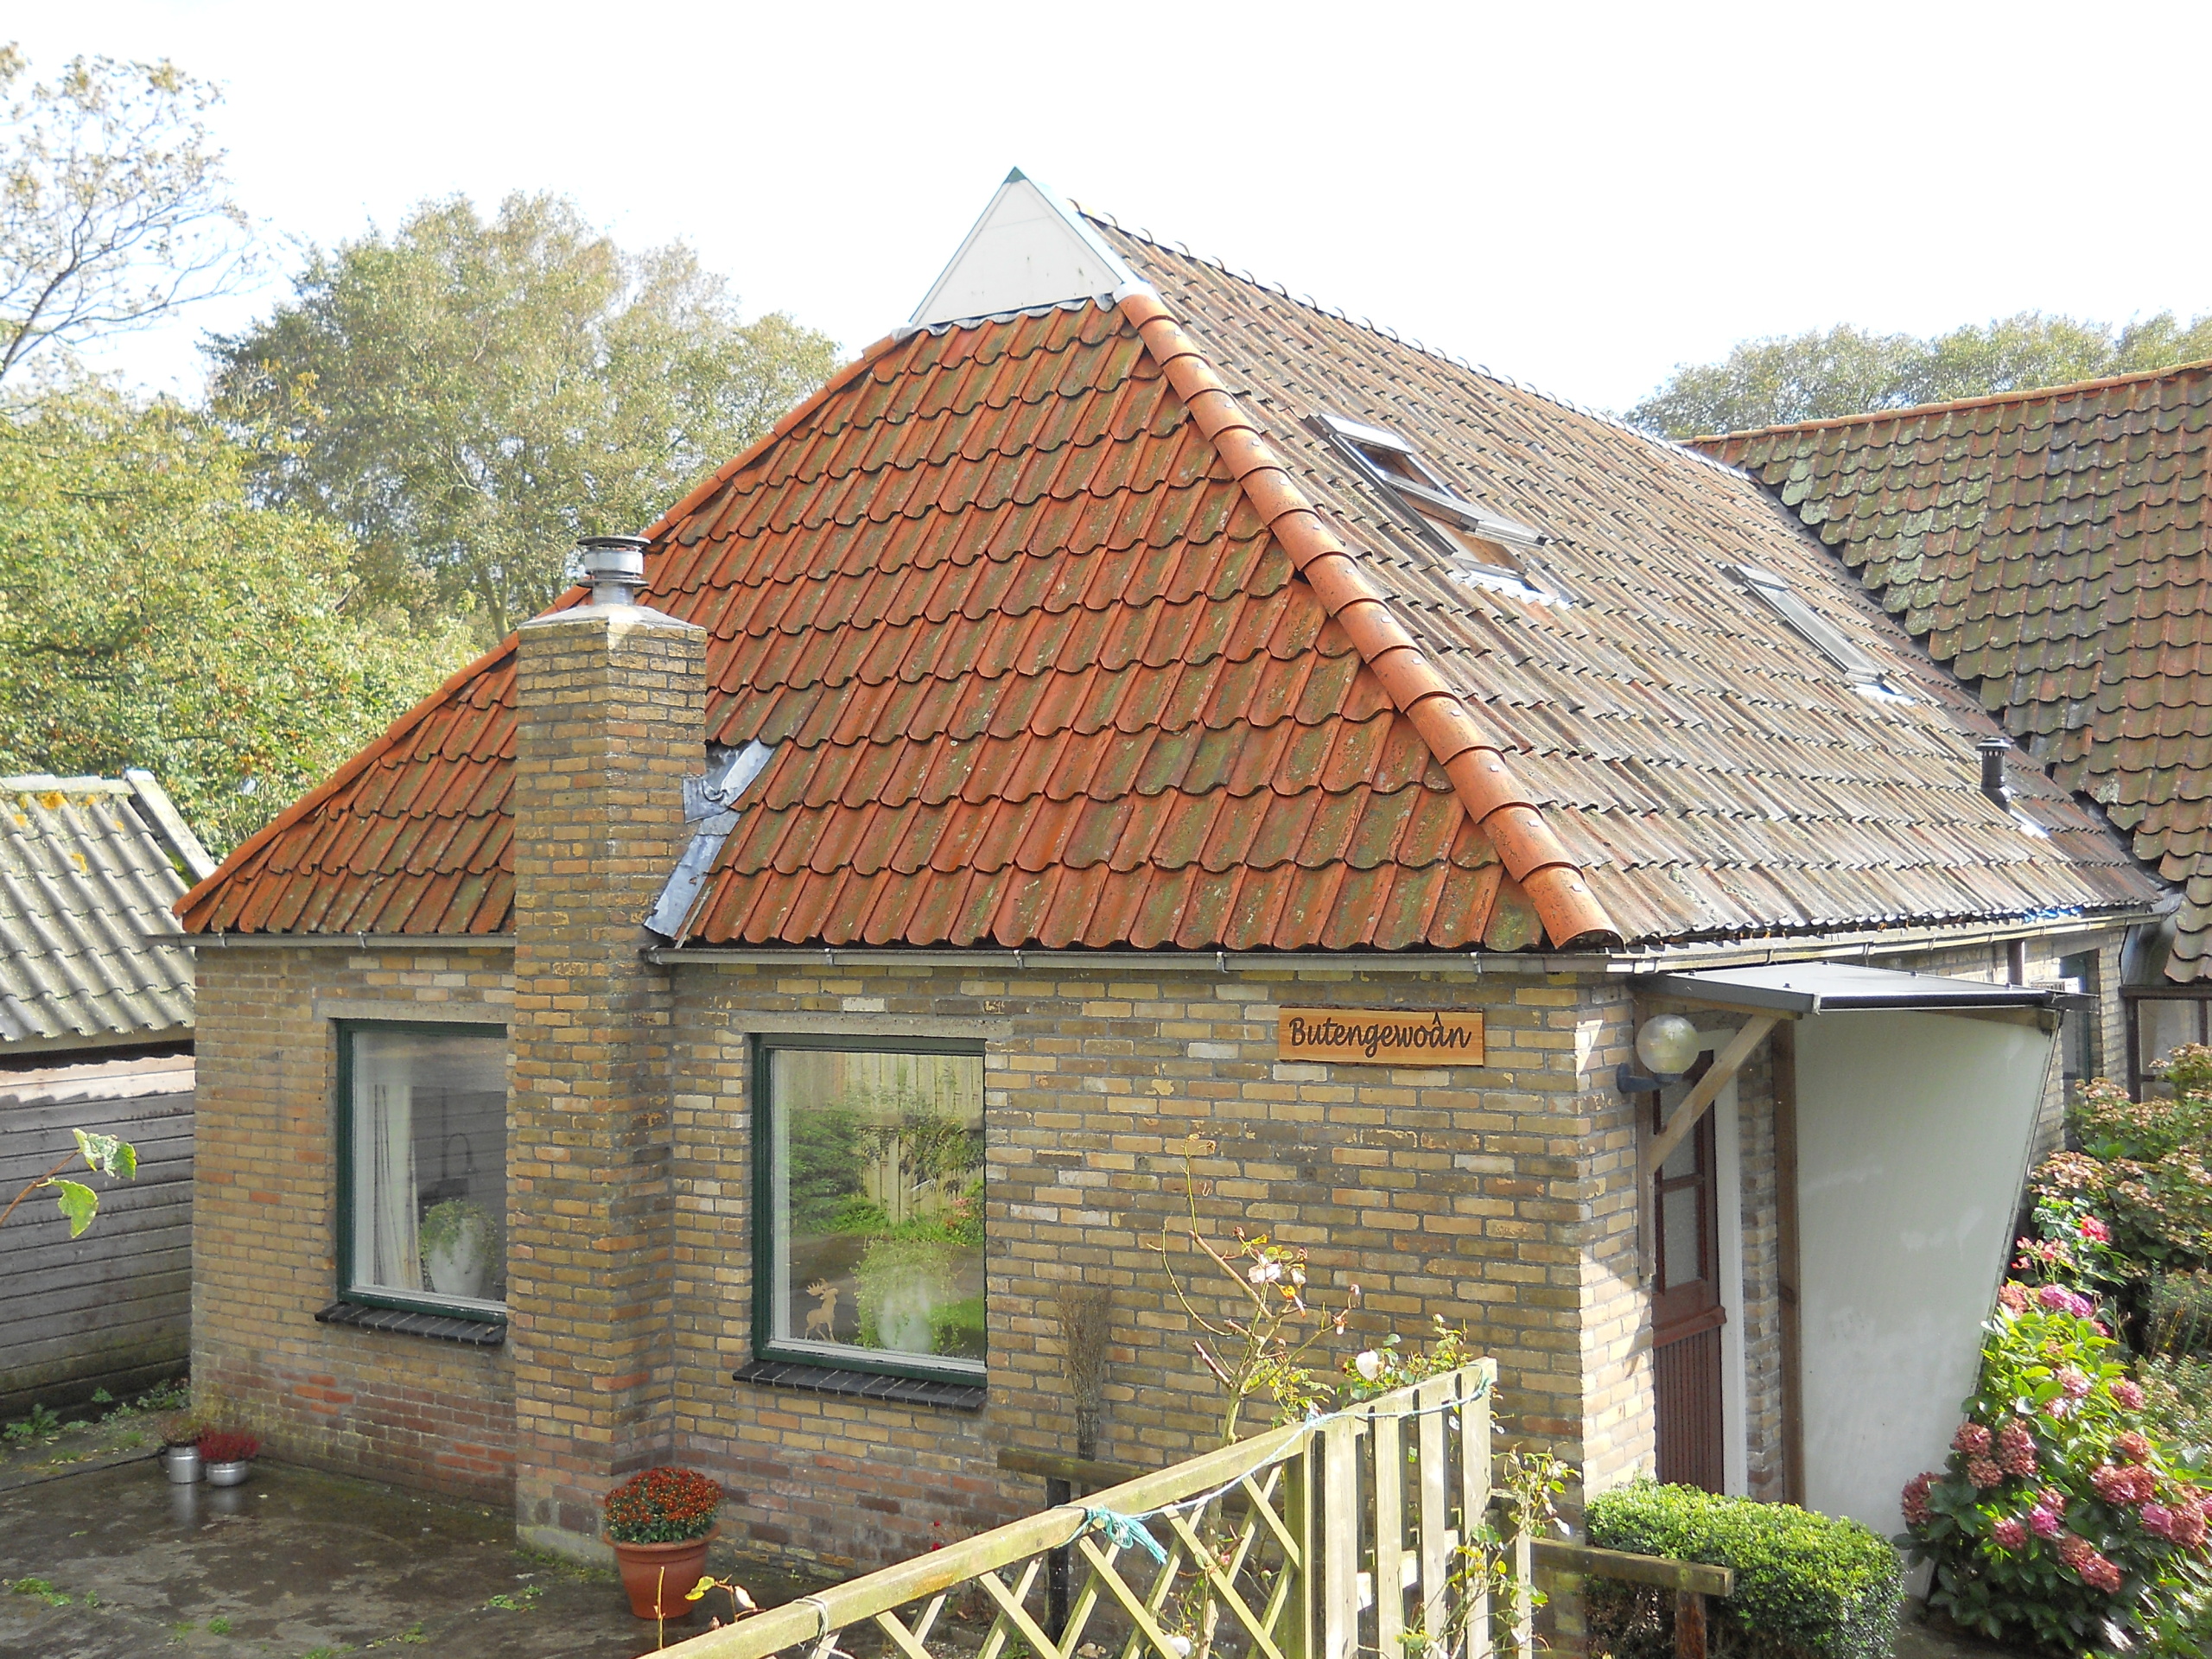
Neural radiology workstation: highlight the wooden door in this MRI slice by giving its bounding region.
[1652,1060,1726,1492]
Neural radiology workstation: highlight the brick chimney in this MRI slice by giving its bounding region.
[509,537,706,1557]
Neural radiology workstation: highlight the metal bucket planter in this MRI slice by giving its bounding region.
[205,1459,252,1487]
[162,1446,202,1484]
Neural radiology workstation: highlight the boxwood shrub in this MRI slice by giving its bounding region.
[1585,1481,1901,1659]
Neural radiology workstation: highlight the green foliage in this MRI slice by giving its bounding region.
[1628,312,2212,438]
[416,1198,494,1266]
[48,1179,95,1236]
[6,1576,70,1605]
[209,192,837,637]
[0,378,476,854]
[1900,1296,2212,1655]
[1587,1481,1899,1659]
[206,1614,231,1633]
[0,46,247,385]
[3,1402,59,1443]
[2033,1055,2212,1275]
[2,1127,137,1237]
[2152,1273,2212,1358]
[2139,1357,2212,1468]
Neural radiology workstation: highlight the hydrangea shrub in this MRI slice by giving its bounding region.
[1899,1289,2212,1653]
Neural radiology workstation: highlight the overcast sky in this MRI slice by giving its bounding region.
[24,1,2212,416]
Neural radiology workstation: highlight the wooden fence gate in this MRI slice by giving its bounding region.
[666,1360,1532,1659]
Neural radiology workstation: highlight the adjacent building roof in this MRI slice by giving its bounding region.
[175,181,2164,955]
[3,772,212,1050]
[1701,365,2212,979]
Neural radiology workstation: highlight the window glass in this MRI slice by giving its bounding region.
[2136,999,2205,1098]
[766,1046,985,1373]
[346,1027,508,1311]
[1659,1184,1704,1291]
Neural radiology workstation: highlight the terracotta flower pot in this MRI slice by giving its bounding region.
[607,1526,716,1620]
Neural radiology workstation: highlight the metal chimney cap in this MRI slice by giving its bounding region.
[576,534,650,606]
[1977,734,2012,806]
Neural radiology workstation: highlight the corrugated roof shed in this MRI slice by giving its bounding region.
[1,772,210,1049]
[1700,364,2212,978]
[175,207,2164,954]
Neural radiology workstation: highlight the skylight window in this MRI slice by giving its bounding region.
[1728,563,1911,702]
[1307,412,1560,598]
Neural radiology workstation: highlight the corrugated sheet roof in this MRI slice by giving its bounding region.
[1700,364,2212,978]
[176,219,2164,952]
[1,773,207,1047]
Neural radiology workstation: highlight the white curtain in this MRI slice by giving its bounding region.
[353,1057,421,1291]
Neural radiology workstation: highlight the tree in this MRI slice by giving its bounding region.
[209,193,839,638]
[1629,311,2212,438]
[0,377,475,854]
[0,44,248,388]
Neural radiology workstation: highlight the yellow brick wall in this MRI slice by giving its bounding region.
[191,944,515,1501]
[663,962,1617,1574]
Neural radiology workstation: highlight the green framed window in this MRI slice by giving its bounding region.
[336,1022,509,1320]
[753,1036,986,1381]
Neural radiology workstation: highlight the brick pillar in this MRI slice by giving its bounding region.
[509,597,706,1558]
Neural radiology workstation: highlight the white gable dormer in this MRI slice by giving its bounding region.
[909,168,1137,329]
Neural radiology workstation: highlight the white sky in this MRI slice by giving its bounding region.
[24,0,2212,416]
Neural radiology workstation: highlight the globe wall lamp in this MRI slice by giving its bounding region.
[1616,1012,1701,1096]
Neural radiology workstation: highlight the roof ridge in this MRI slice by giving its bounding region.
[1700,355,2212,443]
[1113,289,1619,950]
[176,633,523,931]
[1079,207,1745,480]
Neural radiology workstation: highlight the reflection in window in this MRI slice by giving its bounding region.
[765,1046,985,1375]
[344,1026,507,1313]
[2132,996,2209,1099]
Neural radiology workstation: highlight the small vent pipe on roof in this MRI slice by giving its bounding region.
[1977,736,2012,810]
[578,534,650,607]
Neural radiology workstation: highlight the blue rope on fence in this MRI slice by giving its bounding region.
[1083,1506,1171,1564]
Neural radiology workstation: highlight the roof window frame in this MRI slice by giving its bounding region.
[1726,561,1911,702]
[1306,412,1561,600]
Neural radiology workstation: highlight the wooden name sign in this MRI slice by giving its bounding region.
[1276,1007,1485,1066]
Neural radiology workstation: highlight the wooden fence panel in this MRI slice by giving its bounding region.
[0,1060,194,1414]
[664,1362,1519,1659]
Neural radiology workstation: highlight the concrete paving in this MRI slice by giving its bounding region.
[0,1453,2041,1659]
[0,1458,828,1659]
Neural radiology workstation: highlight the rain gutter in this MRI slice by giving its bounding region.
[643,905,2158,976]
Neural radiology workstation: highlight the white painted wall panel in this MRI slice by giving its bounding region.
[1795,1011,2054,1536]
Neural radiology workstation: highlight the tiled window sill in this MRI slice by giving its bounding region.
[732,1358,985,1411]
[315,1300,506,1346]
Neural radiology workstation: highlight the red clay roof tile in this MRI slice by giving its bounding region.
[179,226,2164,952]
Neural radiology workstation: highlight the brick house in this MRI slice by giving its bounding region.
[1700,369,2212,1090]
[175,175,2165,1573]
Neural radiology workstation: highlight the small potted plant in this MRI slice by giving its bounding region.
[156,1408,209,1484]
[419,1198,497,1300]
[198,1429,261,1487]
[602,1466,722,1620]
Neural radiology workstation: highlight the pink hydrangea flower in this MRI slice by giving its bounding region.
[2113,1379,2145,1411]
[1901,1471,1937,1528]
[2115,1430,2152,1465]
[2142,1503,2176,1541]
[2080,1215,2112,1243]
[2059,1366,2093,1400]
[1991,1516,2027,1550]
[2056,1532,2093,1568]
[2031,1506,2064,1539]
[2082,1552,2122,1594]
[2091,1464,2155,1506]
[1999,1281,2030,1313]
[1967,1457,2002,1489]
[1953,1422,1993,1456]
[2039,1486,2069,1513]
[1996,1421,2038,1478]
[2172,1503,2209,1550]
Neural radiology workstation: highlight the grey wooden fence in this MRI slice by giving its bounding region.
[0,1056,194,1417]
